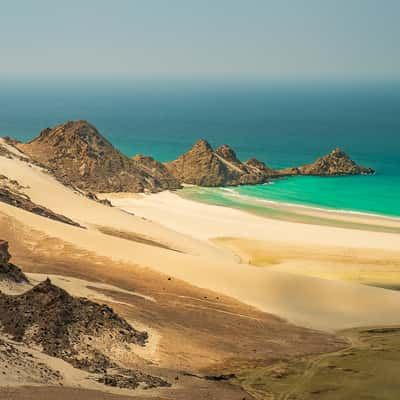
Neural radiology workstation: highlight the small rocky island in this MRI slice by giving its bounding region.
[8,120,375,193]
[278,148,375,177]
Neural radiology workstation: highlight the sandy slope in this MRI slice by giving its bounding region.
[110,191,400,250]
[0,139,232,262]
[1,140,400,332]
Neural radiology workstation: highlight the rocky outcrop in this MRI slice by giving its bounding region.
[17,120,181,193]
[86,192,112,207]
[165,140,277,187]
[0,338,63,385]
[214,144,242,166]
[131,154,181,189]
[0,278,146,369]
[165,139,230,186]
[0,240,28,283]
[0,240,10,266]
[0,276,169,389]
[278,148,375,176]
[166,142,374,186]
[0,245,169,390]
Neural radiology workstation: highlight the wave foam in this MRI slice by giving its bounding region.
[215,188,400,221]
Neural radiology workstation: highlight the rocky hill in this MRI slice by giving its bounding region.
[165,139,277,186]
[278,148,375,176]
[0,241,169,389]
[0,277,169,389]
[16,120,181,193]
[0,278,147,369]
[131,154,181,188]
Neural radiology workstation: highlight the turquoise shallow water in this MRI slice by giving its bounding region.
[1,78,399,218]
[180,174,400,221]
[235,173,400,218]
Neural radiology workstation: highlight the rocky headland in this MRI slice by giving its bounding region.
[16,120,181,193]
[4,121,374,194]
[165,139,277,186]
[164,140,374,187]
[131,153,181,189]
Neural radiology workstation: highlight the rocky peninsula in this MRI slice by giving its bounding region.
[8,120,374,195]
[165,139,277,186]
[165,140,374,187]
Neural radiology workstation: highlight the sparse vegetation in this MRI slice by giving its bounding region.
[236,327,400,399]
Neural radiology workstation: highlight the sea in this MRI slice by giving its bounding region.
[1,78,399,219]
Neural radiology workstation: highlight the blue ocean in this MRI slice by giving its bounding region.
[1,78,399,218]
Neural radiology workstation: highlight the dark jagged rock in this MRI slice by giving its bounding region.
[131,154,181,190]
[86,192,112,207]
[0,240,29,284]
[0,337,62,384]
[98,370,170,390]
[204,374,236,381]
[0,246,169,390]
[278,148,375,176]
[214,144,242,165]
[165,140,277,187]
[17,120,181,193]
[245,157,276,175]
[165,139,230,186]
[0,144,13,159]
[0,184,83,228]
[0,240,10,266]
[0,278,147,372]
[182,372,236,381]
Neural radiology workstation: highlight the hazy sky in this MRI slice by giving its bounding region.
[1,0,399,80]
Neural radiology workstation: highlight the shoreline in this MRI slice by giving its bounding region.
[236,188,400,221]
[175,186,400,233]
[105,190,400,248]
